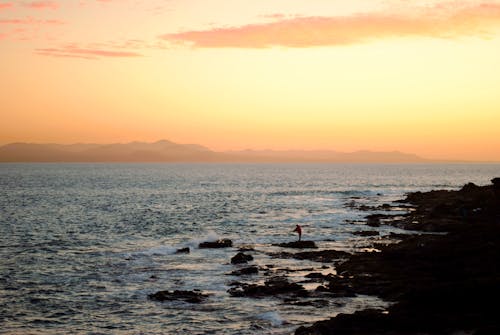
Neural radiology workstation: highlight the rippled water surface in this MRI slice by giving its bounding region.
[1,163,498,334]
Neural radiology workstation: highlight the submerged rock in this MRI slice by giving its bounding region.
[353,231,380,237]
[175,247,190,254]
[228,276,307,297]
[230,266,259,276]
[148,290,209,303]
[305,272,332,280]
[198,239,233,248]
[231,252,254,264]
[366,214,384,227]
[274,240,318,249]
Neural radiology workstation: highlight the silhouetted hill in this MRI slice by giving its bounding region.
[0,140,429,163]
[0,140,218,162]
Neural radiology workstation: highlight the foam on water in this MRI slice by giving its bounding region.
[257,311,285,326]
[128,245,178,257]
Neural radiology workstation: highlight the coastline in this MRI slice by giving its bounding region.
[295,178,500,334]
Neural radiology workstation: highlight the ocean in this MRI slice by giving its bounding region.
[1,163,498,334]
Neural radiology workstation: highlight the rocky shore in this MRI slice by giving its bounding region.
[296,178,500,335]
[148,178,499,334]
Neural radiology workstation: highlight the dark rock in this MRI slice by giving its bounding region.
[230,266,258,276]
[198,239,233,248]
[460,182,479,193]
[321,275,358,297]
[315,285,329,292]
[175,247,190,254]
[353,230,379,237]
[274,240,318,249]
[272,249,351,263]
[228,276,307,297]
[231,252,253,264]
[366,214,386,227]
[305,272,327,279]
[148,290,209,303]
[492,177,500,198]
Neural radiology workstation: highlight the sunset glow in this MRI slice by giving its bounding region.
[1,0,500,161]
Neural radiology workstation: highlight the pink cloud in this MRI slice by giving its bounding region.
[35,45,143,59]
[0,18,65,25]
[161,3,500,48]
[24,1,59,10]
[0,3,14,11]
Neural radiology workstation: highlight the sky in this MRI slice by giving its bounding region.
[1,0,500,161]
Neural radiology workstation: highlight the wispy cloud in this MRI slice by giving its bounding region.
[35,45,143,59]
[0,17,65,25]
[24,1,59,10]
[161,2,500,48]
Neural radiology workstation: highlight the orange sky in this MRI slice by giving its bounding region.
[1,0,500,161]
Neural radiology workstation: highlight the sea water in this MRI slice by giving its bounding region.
[1,163,498,334]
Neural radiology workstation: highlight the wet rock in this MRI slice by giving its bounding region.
[460,182,479,193]
[175,247,190,254]
[228,276,307,297]
[295,309,389,335]
[230,266,259,276]
[198,239,233,248]
[148,290,209,303]
[316,275,358,297]
[492,178,500,198]
[276,267,314,273]
[272,250,351,263]
[231,252,253,264]
[315,285,329,292]
[305,272,332,280]
[274,240,318,249]
[365,214,390,227]
[344,200,357,208]
[353,231,380,237]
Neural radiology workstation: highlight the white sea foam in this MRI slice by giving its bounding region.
[257,311,285,327]
[188,230,225,248]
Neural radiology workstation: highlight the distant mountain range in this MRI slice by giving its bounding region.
[0,140,429,163]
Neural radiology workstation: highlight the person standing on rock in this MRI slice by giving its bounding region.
[293,224,302,241]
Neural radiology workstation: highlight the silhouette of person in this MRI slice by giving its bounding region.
[293,224,302,241]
